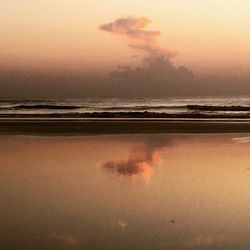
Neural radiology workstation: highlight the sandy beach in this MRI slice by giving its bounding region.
[2,133,250,249]
[1,119,250,135]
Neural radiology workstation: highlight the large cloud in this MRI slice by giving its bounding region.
[99,16,194,97]
[99,17,162,57]
[99,16,178,61]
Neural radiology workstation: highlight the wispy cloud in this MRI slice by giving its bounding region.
[99,16,174,60]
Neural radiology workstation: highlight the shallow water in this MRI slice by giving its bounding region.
[1,134,250,249]
[2,97,250,119]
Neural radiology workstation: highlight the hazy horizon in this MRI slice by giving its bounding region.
[1,0,250,98]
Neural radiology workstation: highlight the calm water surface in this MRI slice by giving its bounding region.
[1,134,250,249]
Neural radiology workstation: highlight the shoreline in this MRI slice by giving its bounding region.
[1,119,250,135]
[1,111,250,120]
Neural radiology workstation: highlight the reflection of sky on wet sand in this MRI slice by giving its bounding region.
[1,134,250,249]
[102,135,168,182]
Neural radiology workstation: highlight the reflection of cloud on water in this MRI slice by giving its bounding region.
[185,234,226,248]
[102,136,168,180]
[103,159,151,176]
[232,136,250,144]
[50,233,80,250]
[116,220,128,230]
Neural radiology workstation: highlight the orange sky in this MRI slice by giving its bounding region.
[1,0,250,73]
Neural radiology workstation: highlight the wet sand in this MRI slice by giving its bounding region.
[2,133,250,249]
[1,119,250,135]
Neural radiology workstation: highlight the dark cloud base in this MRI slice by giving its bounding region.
[2,65,250,99]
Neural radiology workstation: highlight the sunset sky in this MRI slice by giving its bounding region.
[1,0,250,73]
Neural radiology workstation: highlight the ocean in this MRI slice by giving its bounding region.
[1,97,250,119]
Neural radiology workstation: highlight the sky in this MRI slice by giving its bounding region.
[1,0,250,98]
[1,0,250,73]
